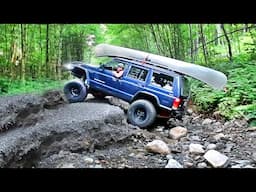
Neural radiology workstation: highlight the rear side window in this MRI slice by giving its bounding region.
[128,66,148,81]
[151,72,174,91]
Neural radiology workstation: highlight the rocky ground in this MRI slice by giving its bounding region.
[0,90,255,168]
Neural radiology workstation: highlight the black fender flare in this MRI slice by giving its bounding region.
[65,62,90,87]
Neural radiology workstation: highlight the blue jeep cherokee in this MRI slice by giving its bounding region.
[63,57,190,128]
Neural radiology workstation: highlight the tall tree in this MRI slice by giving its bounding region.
[45,24,49,77]
[20,24,26,82]
[188,24,194,62]
[221,24,233,61]
[198,24,208,65]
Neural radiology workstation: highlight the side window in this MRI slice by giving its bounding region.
[103,60,126,70]
[128,66,148,81]
[151,72,173,91]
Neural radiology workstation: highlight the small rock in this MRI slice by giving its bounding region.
[249,132,256,137]
[190,135,200,141]
[83,157,94,164]
[231,165,241,168]
[166,154,173,160]
[189,143,205,154]
[194,155,202,161]
[165,159,183,168]
[251,152,256,162]
[204,150,229,168]
[193,115,202,121]
[213,133,225,141]
[187,108,193,114]
[216,143,226,150]
[59,163,75,168]
[156,126,164,132]
[244,165,254,168]
[247,127,256,131]
[135,152,145,159]
[207,144,217,150]
[197,162,207,168]
[95,160,100,164]
[215,128,223,133]
[213,122,222,127]
[223,144,234,153]
[234,121,242,127]
[169,126,188,140]
[94,164,103,168]
[129,153,135,157]
[224,122,230,126]
[183,161,194,168]
[202,118,213,125]
[233,160,251,167]
[145,140,170,155]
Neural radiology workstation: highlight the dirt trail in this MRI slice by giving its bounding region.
[0,90,255,168]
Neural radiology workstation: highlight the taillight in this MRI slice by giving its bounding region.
[172,98,181,110]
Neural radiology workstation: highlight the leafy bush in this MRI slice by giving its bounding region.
[0,78,10,94]
[191,61,256,121]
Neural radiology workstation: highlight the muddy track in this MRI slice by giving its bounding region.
[0,90,255,168]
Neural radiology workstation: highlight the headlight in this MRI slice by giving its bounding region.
[64,63,74,70]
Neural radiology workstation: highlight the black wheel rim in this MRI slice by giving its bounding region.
[134,107,147,122]
[70,87,80,97]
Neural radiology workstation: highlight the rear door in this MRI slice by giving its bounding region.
[146,71,176,108]
[119,65,149,101]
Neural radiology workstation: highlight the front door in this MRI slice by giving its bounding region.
[119,65,149,102]
[93,60,125,97]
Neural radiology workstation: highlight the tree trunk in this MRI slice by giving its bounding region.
[45,24,49,78]
[142,25,150,51]
[215,24,222,45]
[4,24,9,76]
[198,24,208,65]
[221,24,232,61]
[244,24,249,33]
[188,24,194,62]
[166,24,175,58]
[39,24,43,78]
[57,25,63,80]
[20,24,26,83]
[162,25,173,58]
[150,24,162,55]
[172,25,178,59]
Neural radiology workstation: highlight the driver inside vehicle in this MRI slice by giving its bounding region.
[113,63,124,78]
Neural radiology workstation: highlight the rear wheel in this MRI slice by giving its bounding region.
[64,80,88,103]
[127,99,156,128]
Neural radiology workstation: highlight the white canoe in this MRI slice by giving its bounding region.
[94,44,227,90]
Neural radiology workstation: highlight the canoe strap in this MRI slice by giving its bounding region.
[141,55,150,64]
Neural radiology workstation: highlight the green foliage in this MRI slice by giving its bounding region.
[191,80,226,112]
[0,79,63,96]
[192,61,256,121]
[0,77,10,94]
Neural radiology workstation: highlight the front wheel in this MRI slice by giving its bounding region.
[127,99,156,128]
[64,79,88,103]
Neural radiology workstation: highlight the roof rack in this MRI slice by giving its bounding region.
[113,56,181,74]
